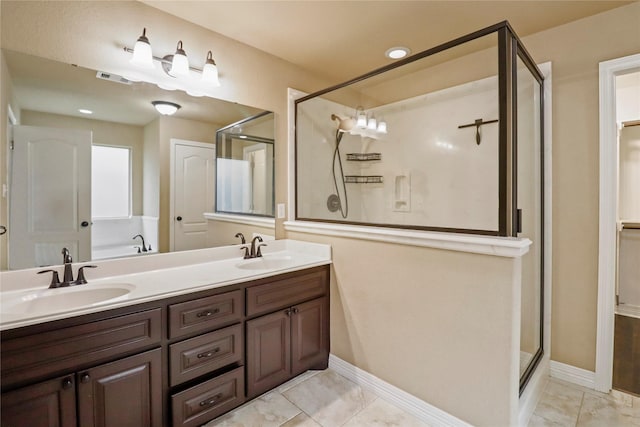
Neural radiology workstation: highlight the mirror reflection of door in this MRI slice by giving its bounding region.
[171,139,216,252]
[243,144,268,214]
[9,125,92,269]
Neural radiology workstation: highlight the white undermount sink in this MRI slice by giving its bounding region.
[235,255,294,271]
[1,283,135,314]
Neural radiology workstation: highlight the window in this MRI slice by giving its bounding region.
[92,145,131,218]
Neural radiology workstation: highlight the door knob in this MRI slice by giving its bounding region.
[176,216,183,221]
[81,221,90,227]
[0,225,6,235]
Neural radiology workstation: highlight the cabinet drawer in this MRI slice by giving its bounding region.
[171,366,244,427]
[246,268,328,317]
[169,290,242,339]
[169,324,243,386]
[1,309,162,389]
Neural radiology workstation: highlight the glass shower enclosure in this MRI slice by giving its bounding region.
[294,21,545,393]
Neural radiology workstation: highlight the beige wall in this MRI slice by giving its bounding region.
[520,3,640,371]
[20,110,145,215]
[206,220,274,247]
[287,232,522,426]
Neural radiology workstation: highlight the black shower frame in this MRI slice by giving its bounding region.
[294,21,546,393]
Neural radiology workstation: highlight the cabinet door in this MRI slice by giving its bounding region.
[77,348,162,427]
[246,309,291,398]
[1,375,77,427]
[291,297,329,376]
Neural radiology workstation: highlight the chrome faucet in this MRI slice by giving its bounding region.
[133,234,150,252]
[37,247,97,288]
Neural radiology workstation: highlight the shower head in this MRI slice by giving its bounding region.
[331,114,355,132]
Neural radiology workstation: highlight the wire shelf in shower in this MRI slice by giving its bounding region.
[346,153,382,161]
[345,175,384,184]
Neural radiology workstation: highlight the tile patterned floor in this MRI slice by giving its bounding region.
[204,369,640,427]
[529,378,640,427]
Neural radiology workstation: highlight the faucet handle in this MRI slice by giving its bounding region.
[75,265,97,285]
[240,245,251,259]
[256,243,267,258]
[235,233,246,244]
[38,269,61,288]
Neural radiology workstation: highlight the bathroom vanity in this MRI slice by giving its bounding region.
[0,240,331,427]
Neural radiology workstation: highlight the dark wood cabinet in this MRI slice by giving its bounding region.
[77,348,162,427]
[1,375,77,427]
[1,264,330,426]
[247,296,328,398]
[246,309,292,398]
[291,297,329,376]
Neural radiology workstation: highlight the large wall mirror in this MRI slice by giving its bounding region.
[1,48,275,271]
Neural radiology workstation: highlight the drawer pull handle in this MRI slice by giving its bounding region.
[197,348,220,358]
[199,393,223,407]
[196,308,220,318]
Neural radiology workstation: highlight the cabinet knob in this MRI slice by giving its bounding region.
[80,373,91,383]
[199,393,222,407]
[196,308,220,318]
[62,376,74,390]
[292,307,299,314]
[284,308,292,316]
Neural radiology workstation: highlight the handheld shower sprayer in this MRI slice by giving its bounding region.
[329,113,350,219]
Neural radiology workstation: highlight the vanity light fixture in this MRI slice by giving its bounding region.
[346,107,388,137]
[125,28,221,87]
[169,41,189,77]
[152,101,181,116]
[130,28,154,69]
[385,46,411,60]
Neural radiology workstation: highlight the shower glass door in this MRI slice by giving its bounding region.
[516,51,544,391]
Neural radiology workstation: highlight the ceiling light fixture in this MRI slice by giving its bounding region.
[152,101,181,116]
[385,46,411,60]
[125,28,221,88]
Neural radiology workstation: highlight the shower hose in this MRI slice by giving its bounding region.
[332,130,349,219]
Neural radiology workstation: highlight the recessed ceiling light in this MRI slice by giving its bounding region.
[78,109,93,115]
[385,47,411,60]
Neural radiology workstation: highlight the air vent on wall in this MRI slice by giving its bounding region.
[95,71,132,85]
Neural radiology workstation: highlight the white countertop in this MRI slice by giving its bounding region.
[0,240,331,331]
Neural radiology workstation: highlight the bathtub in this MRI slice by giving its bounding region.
[92,244,157,261]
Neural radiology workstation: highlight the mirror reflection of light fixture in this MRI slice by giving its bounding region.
[356,106,367,128]
[125,28,221,88]
[152,101,181,116]
[130,28,154,69]
[367,114,377,131]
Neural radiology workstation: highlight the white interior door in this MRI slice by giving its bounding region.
[9,125,92,269]
[172,140,215,252]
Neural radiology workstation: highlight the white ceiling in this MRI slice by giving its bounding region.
[142,0,632,82]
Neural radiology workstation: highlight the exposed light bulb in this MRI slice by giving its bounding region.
[169,41,190,77]
[130,28,154,69]
[202,51,220,87]
[377,120,387,134]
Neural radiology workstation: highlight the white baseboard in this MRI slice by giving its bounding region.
[328,354,472,427]
[549,360,596,389]
[519,357,550,426]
